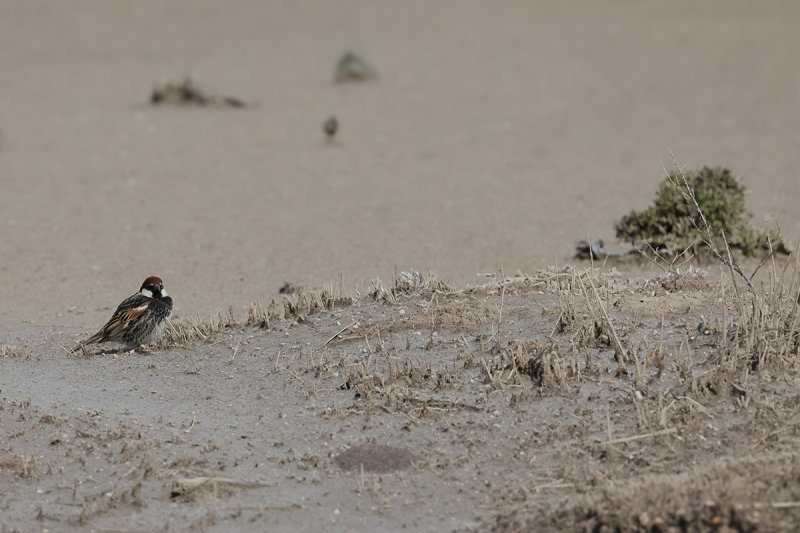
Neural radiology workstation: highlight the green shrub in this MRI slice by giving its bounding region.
[615,166,781,256]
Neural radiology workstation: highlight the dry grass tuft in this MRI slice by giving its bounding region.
[245,299,281,329]
[155,310,237,348]
[492,340,572,389]
[1,343,25,358]
[718,251,800,372]
[367,270,452,304]
[649,265,711,294]
[155,285,354,346]
[0,455,42,478]
[252,287,352,327]
[476,266,622,294]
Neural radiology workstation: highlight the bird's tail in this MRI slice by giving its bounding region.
[72,332,103,353]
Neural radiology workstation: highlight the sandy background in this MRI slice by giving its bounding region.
[1,0,799,332]
[2,3,800,531]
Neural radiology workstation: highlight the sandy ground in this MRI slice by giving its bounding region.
[2,0,800,531]
[1,0,800,329]
[3,269,800,531]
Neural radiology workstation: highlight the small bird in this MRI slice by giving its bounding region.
[73,276,173,353]
[323,115,338,142]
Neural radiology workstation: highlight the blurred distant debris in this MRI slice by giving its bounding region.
[575,236,631,260]
[334,52,378,83]
[323,115,339,142]
[150,77,246,108]
[279,282,302,295]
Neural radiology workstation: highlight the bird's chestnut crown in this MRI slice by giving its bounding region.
[140,276,166,299]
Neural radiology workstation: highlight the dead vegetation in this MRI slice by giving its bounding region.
[289,252,798,531]
[25,173,800,531]
[493,452,800,532]
[158,251,798,398]
[0,343,24,358]
[6,255,800,531]
[365,269,452,304]
[170,476,267,503]
[156,284,354,348]
[722,252,800,372]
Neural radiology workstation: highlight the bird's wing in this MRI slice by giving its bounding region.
[81,293,151,345]
[100,302,150,337]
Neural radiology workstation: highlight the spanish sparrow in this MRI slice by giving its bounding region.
[73,276,173,353]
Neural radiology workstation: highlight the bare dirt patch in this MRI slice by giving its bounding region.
[333,444,416,473]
